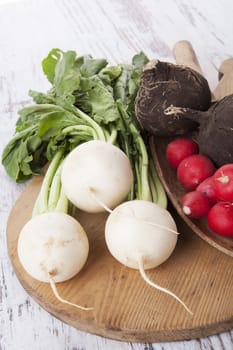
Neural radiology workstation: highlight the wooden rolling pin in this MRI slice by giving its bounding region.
[213,58,233,100]
[173,40,233,101]
[172,40,203,75]
[173,40,215,100]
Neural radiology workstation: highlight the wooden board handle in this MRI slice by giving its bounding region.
[172,40,203,75]
[213,58,233,100]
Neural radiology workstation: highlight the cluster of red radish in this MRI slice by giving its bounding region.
[165,138,233,238]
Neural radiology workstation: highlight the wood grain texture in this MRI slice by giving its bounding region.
[1,0,233,349]
[6,174,233,343]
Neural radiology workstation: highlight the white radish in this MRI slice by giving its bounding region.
[105,200,192,314]
[18,211,92,310]
[61,140,133,213]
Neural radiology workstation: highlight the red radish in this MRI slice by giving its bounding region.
[213,164,233,202]
[208,202,233,237]
[166,138,199,169]
[196,176,218,205]
[182,191,211,218]
[177,154,215,190]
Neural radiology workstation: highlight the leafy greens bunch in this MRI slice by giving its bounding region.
[2,48,167,209]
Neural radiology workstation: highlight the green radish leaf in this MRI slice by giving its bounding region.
[42,48,63,84]
[80,56,108,77]
[98,65,122,85]
[29,89,56,105]
[132,51,149,69]
[81,76,120,124]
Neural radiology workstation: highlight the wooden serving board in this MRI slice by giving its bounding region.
[6,173,233,342]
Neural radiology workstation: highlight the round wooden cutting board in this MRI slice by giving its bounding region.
[6,174,233,343]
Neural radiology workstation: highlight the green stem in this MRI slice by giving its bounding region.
[134,160,141,199]
[64,104,106,141]
[107,125,118,145]
[55,188,69,213]
[136,136,151,201]
[32,150,69,216]
[62,125,98,140]
[148,171,158,204]
[116,121,135,199]
[149,159,167,208]
[47,160,63,210]
[117,101,151,201]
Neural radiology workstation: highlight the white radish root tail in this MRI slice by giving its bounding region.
[49,277,94,311]
[115,211,180,236]
[88,187,113,213]
[89,191,180,237]
[133,218,180,236]
[137,256,193,315]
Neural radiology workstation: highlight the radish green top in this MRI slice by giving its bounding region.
[1,48,166,208]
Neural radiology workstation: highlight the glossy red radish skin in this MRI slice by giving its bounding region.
[182,191,211,218]
[166,138,199,169]
[177,154,215,190]
[213,164,233,202]
[196,176,218,205]
[208,202,233,237]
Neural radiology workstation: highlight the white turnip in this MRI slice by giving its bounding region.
[61,140,133,213]
[18,212,92,310]
[105,200,192,314]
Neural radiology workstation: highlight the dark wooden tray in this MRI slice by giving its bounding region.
[150,136,233,257]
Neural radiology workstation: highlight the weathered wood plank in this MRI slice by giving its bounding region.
[0,0,233,349]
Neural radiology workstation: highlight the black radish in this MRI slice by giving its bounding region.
[135,59,211,136]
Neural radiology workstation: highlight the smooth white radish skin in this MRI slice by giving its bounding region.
[105,200,177,269]
[105,200,192,314]
[61,140,133,213]
[18,212,89,283]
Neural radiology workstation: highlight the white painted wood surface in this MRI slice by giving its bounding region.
[1,0,233,349]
